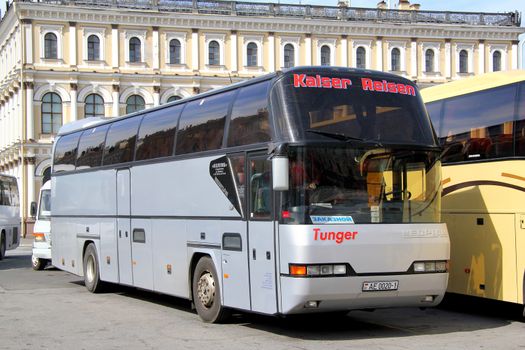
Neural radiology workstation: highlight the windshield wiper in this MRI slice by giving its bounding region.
[306,129,383,147]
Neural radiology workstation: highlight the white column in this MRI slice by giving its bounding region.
[445,41,451,79]
[512,42,518,70]
[230,31,238,72]
[112,85,120,117]
[69,22,77,66]
[112,25,119,68]
[411,39,417,78]
[153,87,160,107]
[27,161,35,213]
[268,33,275,72]
[304,35,312,66]
[192,29,199,71]
[376,37,383,71]
[14,91,20,141]
[152,27,160,70]
[478,41,485,74]
[24,20,33,65]
[70,84,77,122]
[25,83,34,140]
[341,36,348,67]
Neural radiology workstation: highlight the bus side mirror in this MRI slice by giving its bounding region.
[30,201,37,218]
[272,156,289,191]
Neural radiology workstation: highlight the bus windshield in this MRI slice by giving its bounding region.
[272,72,437,147]
[281,145,441,225]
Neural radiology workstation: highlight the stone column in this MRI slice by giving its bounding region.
[376,36,383,71]
[112,24,119,68]
[230,30,238,73]
[152,26,160,70]
[304,34,312,66]
[268,32,275,72]
[69,22,77,66]
[411,38,417,79]
[26,157,35,215]
[25,82,34,140]
[341,35,348,67]
[445,39,451,79]
[23,19,33,65]
[112,85,120,117]
[70,83,78,122]
[153,86,160,107]
[478,40,485,74]
[192,29,199,71]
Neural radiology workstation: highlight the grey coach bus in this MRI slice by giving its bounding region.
[51,67,449,323]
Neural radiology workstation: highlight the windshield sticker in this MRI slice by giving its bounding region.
[313,228,358,244]
[311,216,355,224]
[293,74,352,89]
[361,78,416,96]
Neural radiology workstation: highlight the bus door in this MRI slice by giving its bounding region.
[247,154,278,314]
[116,169,133,285]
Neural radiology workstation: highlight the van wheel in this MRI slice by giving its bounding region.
[32,256,47,270]
[192,256,230,323]
[0,232,6,260]
[83,243,105,293]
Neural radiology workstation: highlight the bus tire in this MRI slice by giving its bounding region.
[192,256,229,323]
[32,256,47,270]
[0,231,6,260]
[83,243,104,293]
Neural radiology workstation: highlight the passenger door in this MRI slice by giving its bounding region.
[116,169,133,285]
[247,154,278,314]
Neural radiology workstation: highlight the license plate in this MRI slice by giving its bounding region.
[362,280,399,292]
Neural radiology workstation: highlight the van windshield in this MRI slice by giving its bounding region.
[38,190,51,219]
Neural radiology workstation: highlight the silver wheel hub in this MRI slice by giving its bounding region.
[32,255,39,266]
[197,272,215,308]
[86,255,95,282]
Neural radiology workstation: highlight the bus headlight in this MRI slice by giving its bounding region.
[412,260,448,273]
[290,264,348,277]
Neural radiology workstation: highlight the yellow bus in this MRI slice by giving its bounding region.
[421,71,525,316]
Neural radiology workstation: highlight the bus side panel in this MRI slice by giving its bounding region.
[0,206,20,251]
[51,217,80,274]
[99,219,119,283]
[515,214,525,306]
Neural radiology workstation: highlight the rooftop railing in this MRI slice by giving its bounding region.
[14,0,522,26]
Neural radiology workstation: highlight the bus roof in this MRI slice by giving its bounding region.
[420,70,525,103]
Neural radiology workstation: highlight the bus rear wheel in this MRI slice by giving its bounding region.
[83,243,105,293]
[0,232,6,260]
[192,256,229,323]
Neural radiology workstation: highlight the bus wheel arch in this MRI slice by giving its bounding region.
[190,254,229,323]
[82,241,105,293]
[0,230,5,260]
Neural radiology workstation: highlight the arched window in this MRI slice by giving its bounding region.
[167,95,182,103]
[459,50,468,73]
[208,40,220,65]
[284,44,295,68]
[44,33,58,59]
[87,35,100,61]
[41,92,62,134]
[356,47,366,69]
[425,49,435,73]
[320,45,331,66]
[129,37,141,63]
[84,94,104,118]
[247,42,258,67]
[493,51,502,72]
[126,95,145,114]
[169,39,181,65]
[391,48,401,71]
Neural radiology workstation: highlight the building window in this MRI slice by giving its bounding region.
[41,92,62,134]
[208,40,220,65]
[129,37,141,63]
[425,49,435,72]
[169,39,181,64]
[493,51,502,72]
[247,42,258,67]
[167,95,182,103]
[126,95,145,114]
[44,33,58,59]
[391,48,400,71]
[356,47,366,69]
[87,35,100,61]
[320,45,331,66]
[459,50,468,73]
[85,94,104,118]
[284,44,295,68]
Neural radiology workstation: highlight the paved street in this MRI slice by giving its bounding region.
[1,241,524,350]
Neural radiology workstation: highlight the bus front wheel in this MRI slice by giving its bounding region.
[83,243,105,293]
[192,256,229,323]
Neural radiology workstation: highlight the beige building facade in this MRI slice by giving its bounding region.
[0,0,523,234]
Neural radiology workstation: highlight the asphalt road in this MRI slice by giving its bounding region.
[1,242,524,350]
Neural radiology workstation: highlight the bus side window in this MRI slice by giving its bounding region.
[250,158,272,219]
[54,132,80,173]
[515,82,525,156]
[103,116,142,165]
[76,125,110,170]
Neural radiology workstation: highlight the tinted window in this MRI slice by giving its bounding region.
[0,176,18,207]
[176,91,235,155]
[53,133,80,173]
[103,117,142,165]
[439,83,517,162]
[76,125,109,169]
[136,105,183,161]
[515,83,525,156]
[227,82,271,147]
[425,101,443,138]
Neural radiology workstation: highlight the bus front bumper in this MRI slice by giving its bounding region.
[279,273,448,314]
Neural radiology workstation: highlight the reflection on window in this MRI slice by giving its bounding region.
[76,125,109,169]
[53,133,79,172]
[103,117,141,165]
[250,158,271,219]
